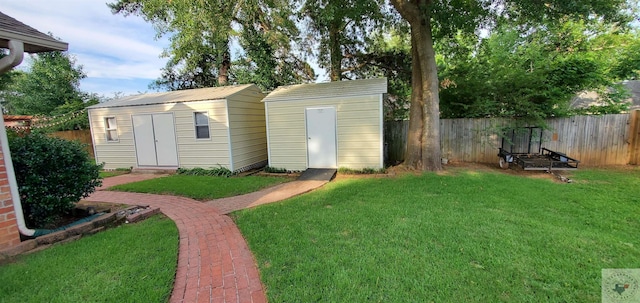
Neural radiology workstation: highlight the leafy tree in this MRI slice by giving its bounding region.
[0,50,96,131]
[110,0,313,91]
[2,51,85,115]
[8,132,103,227]
[232,23,315,91]
[110,0,234,87]
[611,31,640,80]
[300,0,386,81]
[351,30,412,120]
[438,19,637,121]
[0,52,98,131]
[389,0,634,171]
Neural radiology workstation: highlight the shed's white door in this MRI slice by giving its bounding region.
[132,115,156,166]
[153,113,178,166]
[132,113,178,167]
[306,107,337,168]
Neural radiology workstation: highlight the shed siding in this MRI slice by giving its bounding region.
[173,100,231,169]
[89,108,137,169]
[266,94,382,171]
[89,100,231,170]
[227,89,268,171]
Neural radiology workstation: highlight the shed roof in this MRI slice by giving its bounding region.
[88,84,262,109]
[0,11,68,53]
[263,78,387,102]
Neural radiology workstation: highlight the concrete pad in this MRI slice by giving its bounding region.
[297,168,337,181]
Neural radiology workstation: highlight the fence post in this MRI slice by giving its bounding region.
[629,110,640,165]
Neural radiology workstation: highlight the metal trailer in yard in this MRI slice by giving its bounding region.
[497,127,580,171]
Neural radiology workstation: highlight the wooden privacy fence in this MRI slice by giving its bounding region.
[630,110,640,165]
[385,111,639,166]
[49,129,94,159]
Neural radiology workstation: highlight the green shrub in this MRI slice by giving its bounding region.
[337,167,387,174]
[176,166,232,177]
[8,132,103,227]
[264,166,287,173]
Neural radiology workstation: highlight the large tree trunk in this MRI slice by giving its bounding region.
[391,0,442,171]
[405,31,424,168]
[218,39,231,86]
[329,23,342,81]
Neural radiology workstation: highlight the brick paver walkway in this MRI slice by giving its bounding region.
[87,174,328,303]
[87,191,264,303]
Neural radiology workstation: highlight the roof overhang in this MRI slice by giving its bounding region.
[88,84,262,109]
[262,78,388,102]
[0,11,68,53]
[0,29,68,53]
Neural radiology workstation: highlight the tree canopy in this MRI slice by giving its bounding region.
[0,51,99,130]
[109,0,314,91]
[300,0,387,81]
[2,51,85,115]
[438,20,636,120]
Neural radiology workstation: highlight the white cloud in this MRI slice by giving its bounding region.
[0,0,169,95]
[77,54,162,79]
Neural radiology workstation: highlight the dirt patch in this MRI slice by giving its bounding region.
[253,172,301,179]
[440,162,577,182]
[337,162,583,183]
[35,201,127,230]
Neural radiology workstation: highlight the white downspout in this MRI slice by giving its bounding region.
[0,40,35,236]
[0,40,24,73]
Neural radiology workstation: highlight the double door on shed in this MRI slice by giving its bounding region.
[132,113,178,167]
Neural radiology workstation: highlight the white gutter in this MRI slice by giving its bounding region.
[0,40,35,236]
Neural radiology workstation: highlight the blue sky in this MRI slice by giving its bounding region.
[1,0,172,98]
[2,0,328,99]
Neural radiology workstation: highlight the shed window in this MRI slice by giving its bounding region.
[104,117,118,142]
[194,112,210,139]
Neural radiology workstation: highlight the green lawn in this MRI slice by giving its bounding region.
[233,168,640,302]
[0,215,178,303]
[109,175,289,200]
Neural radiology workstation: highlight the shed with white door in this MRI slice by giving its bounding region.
[263,78,387,171]
[87,84,267,172]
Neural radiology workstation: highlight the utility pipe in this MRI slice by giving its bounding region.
[0,40,35,236]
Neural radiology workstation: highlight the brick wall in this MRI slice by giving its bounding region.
[0,147,20,250]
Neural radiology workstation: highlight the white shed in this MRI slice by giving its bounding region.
[87,84,267,172]
[263,78,387,171]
